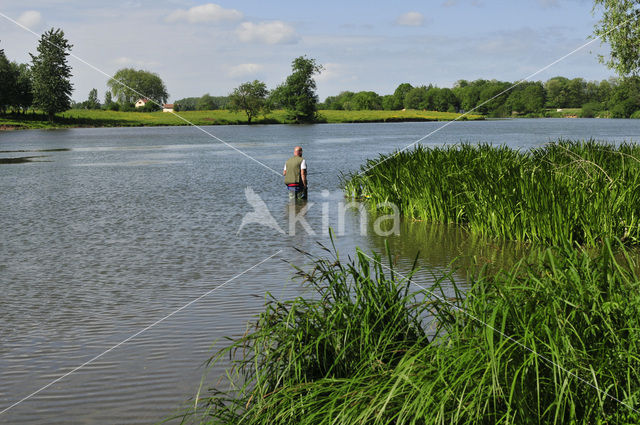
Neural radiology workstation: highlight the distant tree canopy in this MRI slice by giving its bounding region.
[174,94,229,111]
[0,41,32,114]
[0,44,14,113]
[12,63,33,112]
[107,68,168,105]
[228,80,269,124]
[392,83,413,109]
[84,88,101,109]
[272,56,323,123]
[318,77,640,118]
[30,28,73,121]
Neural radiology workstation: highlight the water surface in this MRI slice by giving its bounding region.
[1,119,639,424]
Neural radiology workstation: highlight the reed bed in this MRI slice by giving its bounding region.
[178,240,640,425]
[343,140,640,246]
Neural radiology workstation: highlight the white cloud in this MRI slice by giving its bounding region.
[166,3,243,24]
[396,12,424,27]
[227,63,264,78]
[236,21,298,45]
[16,10,43,30]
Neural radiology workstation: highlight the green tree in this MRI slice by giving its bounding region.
[320,95,338,110]
[103,91,119,110]
[404,86,428,109]
[453,81,481,112]
[593,0,640,76]
[30,28,73,121]
[228,80,269,124]
[174,96,198,111]
[597,79,614,103]
[351,91,382,110]
[608,76,640,117]
[391,83,413,110]
[103,91,112,108]
[11,62,33,113]
[381,94,396,110]
[333,91,355,110]
[423,86,439,110]
[433,87,458,112]
[0,44,15,113]
[477,81,510,116]
[521,83,546,113]
[107,68,168,105]
[544,76,570,108]
[197,93,220,110]
[273,56,323,123]
[86,88,100,109]
[566,78,586,107]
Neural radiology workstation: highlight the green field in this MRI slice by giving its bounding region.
[0,109,483,130]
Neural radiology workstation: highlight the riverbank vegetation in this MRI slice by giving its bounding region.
[321,76,640,118]
[178,240,640,424]
[344,140,640,247]
[0,108,483,130]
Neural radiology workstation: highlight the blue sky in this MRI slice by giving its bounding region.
[0,0,613,102]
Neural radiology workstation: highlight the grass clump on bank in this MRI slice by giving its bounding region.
[344,140,640,247]
[179,241,640,424]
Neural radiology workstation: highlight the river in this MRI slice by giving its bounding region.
[1,119,639,424]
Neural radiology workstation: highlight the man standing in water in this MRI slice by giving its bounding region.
[283,146,307,200]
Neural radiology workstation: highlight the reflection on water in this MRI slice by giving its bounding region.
[358,217,537,292]
[0,148,70,153]
[369,219,535,273]
[0,155,49,164]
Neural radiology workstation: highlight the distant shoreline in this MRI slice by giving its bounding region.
[1,108,632,131]
[0,109,484,131]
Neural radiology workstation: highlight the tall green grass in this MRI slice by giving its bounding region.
[177,240,640,424]
[344,140,640,246]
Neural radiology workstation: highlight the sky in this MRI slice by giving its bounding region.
[0,0,614,103]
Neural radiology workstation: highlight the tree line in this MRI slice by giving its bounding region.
[319,77,640,118]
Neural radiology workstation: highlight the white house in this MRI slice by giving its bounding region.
[135,98,149,108]
[162,104,174,113]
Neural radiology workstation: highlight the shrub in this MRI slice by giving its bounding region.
[580,101,602,118]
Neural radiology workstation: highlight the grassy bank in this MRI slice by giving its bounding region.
[178,241,640,424]
[344,140,640,247]
[0,109,482,130]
